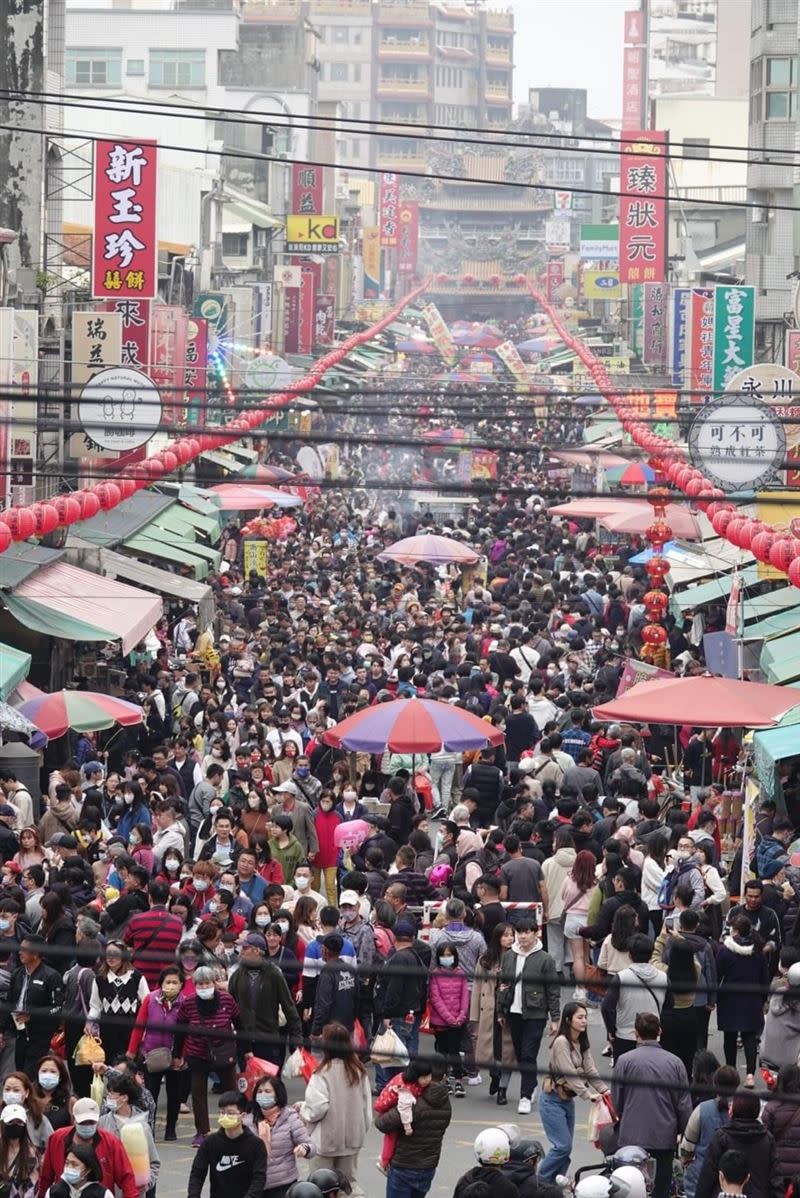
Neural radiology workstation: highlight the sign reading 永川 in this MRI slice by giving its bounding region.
[712,285,755,395]
[725,362,800,487]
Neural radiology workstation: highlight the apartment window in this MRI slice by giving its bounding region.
[353,64,361,83]
[331,63,349,82]
[126,59,145,76]
[545,158,585,183]
[149,49,205,87]
[66,48,121,86]
[222,233,248,257]
[350,139,362,159]
[765,56,796,118]
[333,26,349,44]
[683,136,710,158]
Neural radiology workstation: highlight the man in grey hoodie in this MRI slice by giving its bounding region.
[601,933,667,1061]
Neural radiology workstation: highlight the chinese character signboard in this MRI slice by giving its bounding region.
[642,281,667,367]
[396,202,419,274]
[6,311,38,505]
[362,226,381,297]
[283,285,301,355]
[185,317,208,428]
[545,218,570,251]
[72,311,122,387]
[685,287,714,403]
[285,215,340,255]
[545,259,564,302]
[243,540,268,578]
[150,305,187,427]
[787,329,800,374]
[725,363,800,488]
[77,366,162,453]
[297,267,316,356]
[291,164,323,216]
[688,392,786,493]
[712,285,755,395]
[622,47,646,130]
[314,293,335,346]
[421,303,457,366]
[104,299,150,371]
[670,287,689,386]
[620,131,667,284]
[92,139,157,299]
[380,173,399,247]
[496,340,531,386]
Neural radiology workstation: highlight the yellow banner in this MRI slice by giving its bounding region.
[495,340,530,385]
[583,269,622,299]
[574,356,630,376]
[362,226,381,286]
[243,540,268,577]
[286,215,340,253]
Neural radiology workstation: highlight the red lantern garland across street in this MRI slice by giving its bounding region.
[524,279,800,590]
[0,281,430,555]
[639,490,673,669]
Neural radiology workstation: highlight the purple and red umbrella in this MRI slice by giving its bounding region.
[19,689,143,739]
[377,534,479,566]
[323,697,505,754]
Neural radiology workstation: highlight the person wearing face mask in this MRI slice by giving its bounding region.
[287,865,326,915]
[1,1073,52,1151]
[0,1102,40,1198]
[96,1076,158,1198]
[334,787,366,825]
[251,1077,313,1198]
[172,967,239,1146]
[229,935,302,1071]
[126,967,184,1141]
[31,1056,74,1133]
[43,1142,112,1198]
[37,1098,138,1198]
[114,784,151,845]
[291,756,321,808]
[312,793,341,907]
[85,945,149,1070]
[181,863,218,916]
[187,1093,266,1198]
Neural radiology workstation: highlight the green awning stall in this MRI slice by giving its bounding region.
[0,643,31,701]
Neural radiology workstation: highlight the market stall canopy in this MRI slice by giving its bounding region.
[69,490,174,548]
[323,697,505,754]
[549,498,701,540]
[377,534,479,566]
[209,484,303,511]
[2,562,161,656]
[550,451,630,472]
[593,675,800,729]
[94,548,213,630]
[0,643,31,702]
[19,689,144,739]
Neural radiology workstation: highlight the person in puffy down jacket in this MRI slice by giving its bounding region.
[428,943,469,1098]
[762,1064,800,1193]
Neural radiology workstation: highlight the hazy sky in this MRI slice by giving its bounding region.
[511,0,630,121]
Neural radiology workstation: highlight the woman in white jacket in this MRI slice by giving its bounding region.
[297,1023,371,1197]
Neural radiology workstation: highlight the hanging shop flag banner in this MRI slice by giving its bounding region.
[545,218,570,251]
[669,286,690,387]
[7,310,38,505]
[421,303,458,366]
[283,286,301,355]
[624,8,644,42]
[495,340,531,385]
[583,269,621,299]
[619,131,667,285]
[396,202,419,274]
[622,47,646,130]
[712,284,755,395]
[297,267,316,356]
[72,310,122,387]
[616,657,674,697]
[185,317,208,429]
[92,139,157,300]
[685,287,715,403]
[362,226,382,297]
[149,305,187,427]
[545,259,564,302]
[103,298,150,372]
[314,293,335,346]
[285,215,339,254]
[379,173,400,247]
[471,450,498,480]
[642,281,668,367]
[291,163,323,216]
[630,283,644,357]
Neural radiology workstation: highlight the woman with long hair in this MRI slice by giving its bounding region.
[13,829,45,872]
[292,897,319,947]
[598,904,637,975]
[39,891,77,968]
[251,1075,312,1198]
[561,849,598,1000]
[470,922,516,1106]
[641,833,669,936]
[0,1073,51,1151]
[0,1100,39,1198]
[43,1139,111,1198]
[539,1001,609,1182]
[31,1055,74,1132]
[128,824,154,875]
[297,1023,371,1194]
[85,942,149,1067]
[652,935,700,1078]
[679,1065,739,1198]
[716,913,770,1087]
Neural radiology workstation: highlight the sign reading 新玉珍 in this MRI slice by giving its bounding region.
[688,394,785,493]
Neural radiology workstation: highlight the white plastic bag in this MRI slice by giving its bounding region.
[282,1047,304,1080]
[370,1027,409,1068]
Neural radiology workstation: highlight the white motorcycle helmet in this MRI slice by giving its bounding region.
[610,1165,648,1198]
[474,1128,511,1166]
[574,1177,615,1198]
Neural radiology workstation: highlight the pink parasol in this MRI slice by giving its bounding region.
[377,534,479,566]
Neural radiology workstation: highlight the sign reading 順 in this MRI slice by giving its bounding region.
[688,394,786,493]
[712,285,755,394]
[77,365,162,452]
[291,164,323,216]
[92,139,157,299]
[620,131,667,284]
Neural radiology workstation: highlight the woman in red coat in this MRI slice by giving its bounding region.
[313,789,341,906]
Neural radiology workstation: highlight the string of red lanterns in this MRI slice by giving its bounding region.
[524,281,799,588]
[0,281,431,557]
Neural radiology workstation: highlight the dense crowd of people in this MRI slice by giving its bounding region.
[2,314,799,1198]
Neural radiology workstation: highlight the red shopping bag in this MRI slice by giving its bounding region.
[353,1020,368,1051]
[237,1056,279,1100]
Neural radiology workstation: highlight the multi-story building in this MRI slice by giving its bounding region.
[648,0,749,100]
[744,0,798,360]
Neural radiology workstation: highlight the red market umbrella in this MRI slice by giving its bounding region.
[593,676,800,729]
[323,697,504,753]
[243,463,303,484]
[210,484,303,510]
[619,462,657,486]
[377,534,479,566]
[18,689,144,738]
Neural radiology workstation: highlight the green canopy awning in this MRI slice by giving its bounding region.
[150,506,220,544]
[70,490,174,548]
[742,586,800,624]
[125,536,210,581]
[177,484,221,518]
[670,564,761,617]
[0,544,64,590]
[224,443,259,463]
[761,632,800,684]
[743,605,800,642]
[2,593,120,643]
[0,643,31,701]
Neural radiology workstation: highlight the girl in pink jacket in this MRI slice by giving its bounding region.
[429,942,470,1098]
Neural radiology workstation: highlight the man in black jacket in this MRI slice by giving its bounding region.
[188,1092,267,1198]
[310,934,357,1037]
[694,1091,782,1198]
[463,751,504,826]
[373,919,428,1090]
[580,867,649,942]
[2,935,63,1074]
[374,1062,451,1198]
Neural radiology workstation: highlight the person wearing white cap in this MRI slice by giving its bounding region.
[0,1103,38,1194]
[38,1099,138,1198]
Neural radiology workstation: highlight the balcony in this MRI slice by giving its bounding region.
[377,75,432,98]
[379,38,431,59]
[485,9,513,31]
[485,45,511,66]
[377,1,432,25]
[241,0,301,16]
[377,153,429,172]
[311,0,369,10]
[485,81,510,99]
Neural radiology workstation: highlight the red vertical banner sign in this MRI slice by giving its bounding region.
[314,294,335,346]
[396,201,419,274]
[619,131,667,284]
[379,174,399,246]
[291,163,323,216]
[93,139,158,299]
[686,287,714,404]
[545,260,564,302]
[149,305,187,426]
[283,287,301,354]
[622,9,646,130]
[297,267,316,356]
[185,318,208,429]
[103,299,150,371]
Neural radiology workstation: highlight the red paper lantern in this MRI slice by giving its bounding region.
[770,537,800,574]
[95,481,122,511]
[118,478,137,500]
[641,624,668,647]
[31,504,59,537]
[145,458,165,479]
[725,517,750,549]
[751,530,776,563]
[160,451,179,473]
[1,507,35,541]
[73,491,99,521]
[0,523,10,554]
[788,557,800,590]
[711,509,736,536]
[53,495,81,525]
[172,442,191,466]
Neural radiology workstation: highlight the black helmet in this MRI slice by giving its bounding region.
[509,1138,545,1164]
[308,1169,340,1195]
[286,1185,324,1198]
